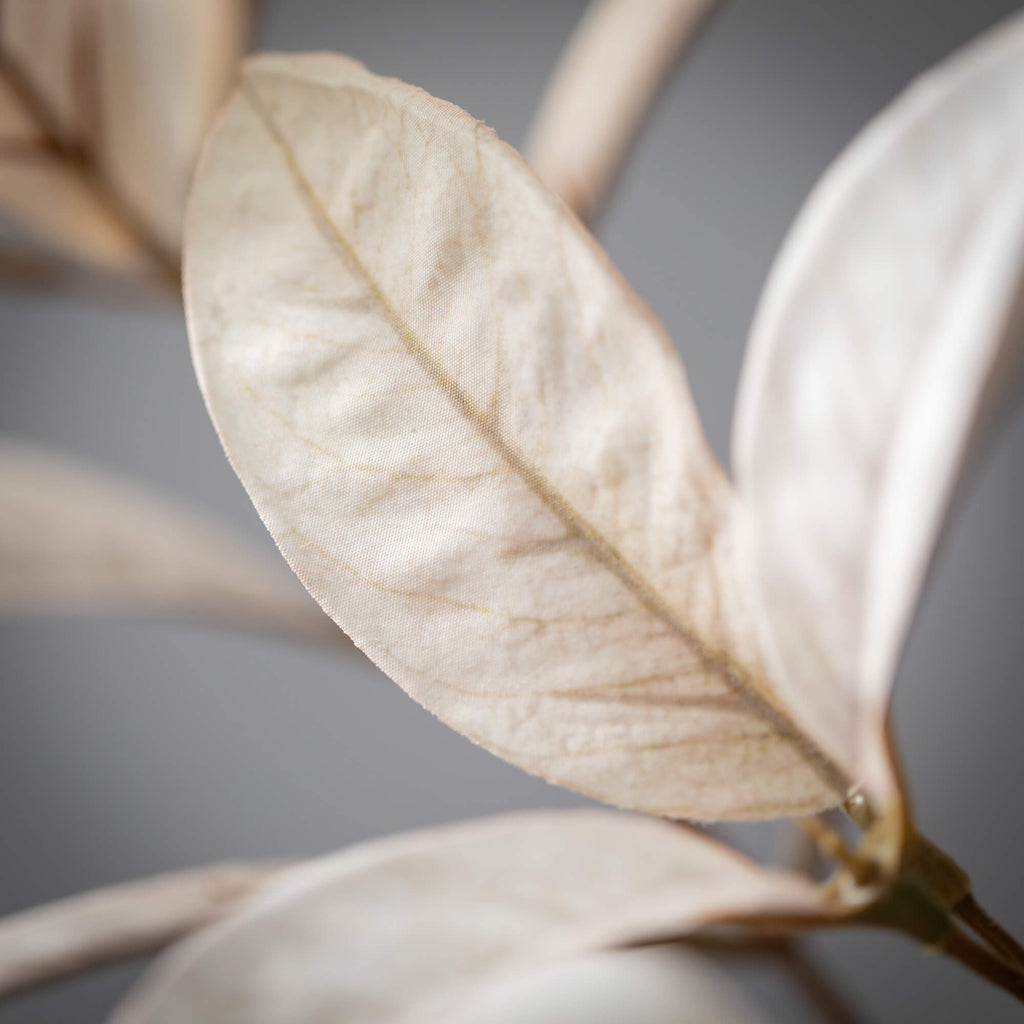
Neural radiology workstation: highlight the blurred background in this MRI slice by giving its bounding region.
[1,1,1023,1020]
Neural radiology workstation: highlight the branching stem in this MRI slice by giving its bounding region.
[940,927,1024,1003]
[524,0,724,224]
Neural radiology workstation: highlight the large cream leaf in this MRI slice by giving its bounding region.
[185,53,852,819]
[0,436,342,645]
[733,11,1024,816]
[0,0,248,275]
[441,948,774,1024]
[110,811,818,1024]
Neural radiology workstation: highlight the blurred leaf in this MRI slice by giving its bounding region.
[184,53,848,821]
[733,9,1024,829]
[109,811,819,1024]
[0,0,250,279]
[0,436,344,646]
[441,948,775,1024]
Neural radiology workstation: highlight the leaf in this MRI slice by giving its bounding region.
[0,155,149,273]
[441,948,774,1024]
[0,436,344,646]
[184,53,851,820]
[0,0,249,276]
[733,10,1024,819]
[0,64,41,143]
[109,811,820,1023]
[0,863,281,1002]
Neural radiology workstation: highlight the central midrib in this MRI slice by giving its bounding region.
[241,78,852,804]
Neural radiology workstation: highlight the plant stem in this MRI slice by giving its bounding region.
[954,893,1024,973]
[941,926,1024,1004]
[797,816,879,887]
[0,863,280,1003]
[524,0,724,224]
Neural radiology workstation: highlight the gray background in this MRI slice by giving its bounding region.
[2,1,1024,1020]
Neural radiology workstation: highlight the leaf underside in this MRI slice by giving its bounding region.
[186,53,848,820]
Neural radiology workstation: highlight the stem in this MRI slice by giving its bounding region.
[797,816,879,887]
[904,831,1024,973]
[0,863,281,1003]
[524,0,724,224]
[941,927,1024,1004]
[955,893,1024,973]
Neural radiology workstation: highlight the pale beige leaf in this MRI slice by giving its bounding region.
[109,811,820,1024]
[525,0,719,223]
[435,948,774,1024]
[185,53,851,820]
[0,153,149,272]
[0,436,343,645]
[98,0,249,254]
[733,11,1024,816]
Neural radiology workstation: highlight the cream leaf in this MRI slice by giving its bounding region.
[185,52,851,819]
[733,11,1024,818]
[108,811,818,1024]
[442,948,774,1024]
[0,436,343,646]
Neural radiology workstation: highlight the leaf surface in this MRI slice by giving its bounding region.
[185,53,850,819]
[441,948,774,1024]
[733,11,1024,816]
[109,811,818,1024]
[0,436,342,645]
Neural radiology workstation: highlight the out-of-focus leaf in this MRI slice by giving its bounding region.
[0,436,344,646]
[0,0,94,144]
[0,69,41,143]
[435,948,774,1024]
[0,864,281,1002]
[733,10,1024,824]
[0,0,249,277]
[0,156,148,272]
[184,53,852,820]
[109,811,820,1024]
